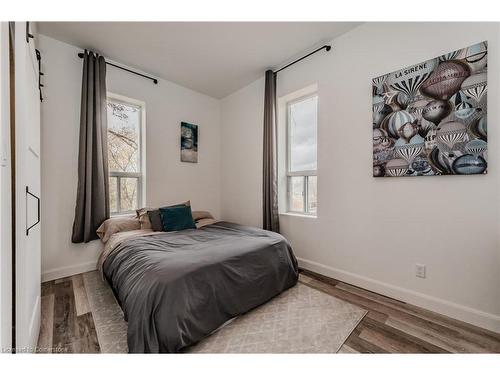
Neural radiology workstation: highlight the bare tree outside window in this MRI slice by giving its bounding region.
[107,98,143,214]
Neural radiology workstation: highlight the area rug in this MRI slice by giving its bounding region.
[83,271,129,353]
[83,271,366,353]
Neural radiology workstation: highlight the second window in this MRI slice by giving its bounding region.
[287,94,318,215]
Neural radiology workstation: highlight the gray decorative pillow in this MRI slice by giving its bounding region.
[147,210,163,232]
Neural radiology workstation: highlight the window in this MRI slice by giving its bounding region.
[107,94,145,215]
[287,94,317,215]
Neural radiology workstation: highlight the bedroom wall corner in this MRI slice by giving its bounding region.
[220,77,265,228]
[219,22,500,333]
[38,35,222,281]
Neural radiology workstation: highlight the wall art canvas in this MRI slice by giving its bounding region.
[372,41,487,177]
[181,122,198,163]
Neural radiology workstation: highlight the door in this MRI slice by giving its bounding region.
[0,21,12,352]
[14,21,41,352]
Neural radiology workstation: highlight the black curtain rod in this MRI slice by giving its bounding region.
[77,52,158,84]
[273,45,331,74]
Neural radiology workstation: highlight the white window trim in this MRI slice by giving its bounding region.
[285,92,318,216]
[107,92,147,216]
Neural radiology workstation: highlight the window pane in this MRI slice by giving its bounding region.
[120,177,138,212]
[307,176,317,214]
[107,100,141,173]
[109,176,118,213]
[289,176,304,212]
[289,96,317,172]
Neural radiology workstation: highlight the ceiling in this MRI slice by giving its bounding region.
[37,22,361,98]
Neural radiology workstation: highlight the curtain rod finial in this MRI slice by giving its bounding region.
[325,45,331,52]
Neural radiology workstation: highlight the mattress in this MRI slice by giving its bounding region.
[102,221,299,353]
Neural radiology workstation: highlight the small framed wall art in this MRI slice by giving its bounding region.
[181,122,198,163]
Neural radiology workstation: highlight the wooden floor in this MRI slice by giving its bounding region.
[38,275,100,353]
[37,269,500,353]
[300,269,500,353]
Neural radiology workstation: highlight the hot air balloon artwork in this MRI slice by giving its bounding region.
[436,121,468,157]
[395,137,424,164]
[465,139,487,157]
[419,60,470,101]
[372,41,487,177]
[461,72,487,104]
[452,91,477,120]
[407,98,430,123]
[372,74,388,96]
[465,41,487,73]
[373,95,393,128]
[438,48,464,63]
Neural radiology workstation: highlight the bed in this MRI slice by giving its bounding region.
[98,221,299,353]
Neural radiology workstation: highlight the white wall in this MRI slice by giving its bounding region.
[39,35,221,281]
[220,22,500,332]
[221,77,265,228]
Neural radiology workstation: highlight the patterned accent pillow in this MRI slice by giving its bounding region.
[136,207,153,230]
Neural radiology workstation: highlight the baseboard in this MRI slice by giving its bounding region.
[42,261,97,282]
[297,257,500,334]
[41,257,500,333]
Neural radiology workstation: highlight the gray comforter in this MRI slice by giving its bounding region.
[102,222,299,353]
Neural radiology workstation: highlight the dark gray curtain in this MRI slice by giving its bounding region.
[262,70,280,232]
[72,50,109,243]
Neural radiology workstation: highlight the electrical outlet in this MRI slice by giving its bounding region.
[416,264,426,278]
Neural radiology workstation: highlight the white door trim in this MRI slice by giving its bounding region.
[0,21,13,353]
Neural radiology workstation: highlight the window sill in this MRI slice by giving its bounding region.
[110,211,136,218]
[279,212,317,219]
